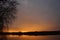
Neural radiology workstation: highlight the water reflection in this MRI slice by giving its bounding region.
[0,35,7,40]
[6,35,60,40]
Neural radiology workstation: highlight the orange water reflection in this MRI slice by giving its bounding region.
[7,35,60,40]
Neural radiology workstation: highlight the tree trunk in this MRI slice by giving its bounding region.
[0,17,3,32]
[0,17,7,40]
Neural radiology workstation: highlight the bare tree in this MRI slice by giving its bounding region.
[0,0,18,40]
[0,0,18,32]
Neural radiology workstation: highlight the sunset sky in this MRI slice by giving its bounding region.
[7,0,60,32]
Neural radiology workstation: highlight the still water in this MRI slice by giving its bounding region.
[5,35,60,40]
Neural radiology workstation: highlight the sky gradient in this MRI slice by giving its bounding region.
[7,0,60,32]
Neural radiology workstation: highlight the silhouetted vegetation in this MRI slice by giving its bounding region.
[0,0,18,40]
[0,31,60,36]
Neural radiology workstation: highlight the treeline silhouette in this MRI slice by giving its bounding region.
[0,31,60,36]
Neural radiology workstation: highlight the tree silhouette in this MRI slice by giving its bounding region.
[0,0,18,40]
[0,0,18,32]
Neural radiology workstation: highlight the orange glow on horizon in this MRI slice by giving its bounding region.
[7,30,19,32]
[4,22,55,32]
[21,31,29,32]
[4,30,29,32]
